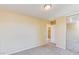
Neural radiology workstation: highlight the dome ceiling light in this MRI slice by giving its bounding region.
[42,4,53,11]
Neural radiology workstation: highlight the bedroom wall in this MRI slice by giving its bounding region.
[56,16,66,49]
[67,15,79,52]
[67,23,79,52]
[0,10,48,54]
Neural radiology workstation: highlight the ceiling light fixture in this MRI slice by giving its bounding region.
[42,4,52,11]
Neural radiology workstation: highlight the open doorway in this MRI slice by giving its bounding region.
[47,20,56,46]
[51,25,56,44]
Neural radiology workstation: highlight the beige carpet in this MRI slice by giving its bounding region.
[12,43,79,55]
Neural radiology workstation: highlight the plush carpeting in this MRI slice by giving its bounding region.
[12,43,79,55]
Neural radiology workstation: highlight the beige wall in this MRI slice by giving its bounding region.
[0,10,48,54]
[56,16,66,49]
[67,23,79,52]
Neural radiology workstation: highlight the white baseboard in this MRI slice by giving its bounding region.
[5,43,47,55]
[56,44,66,49]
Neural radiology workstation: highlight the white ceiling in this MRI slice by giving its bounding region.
[0,4,79,20]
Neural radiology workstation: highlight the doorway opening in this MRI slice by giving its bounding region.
[47,20,56,46]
